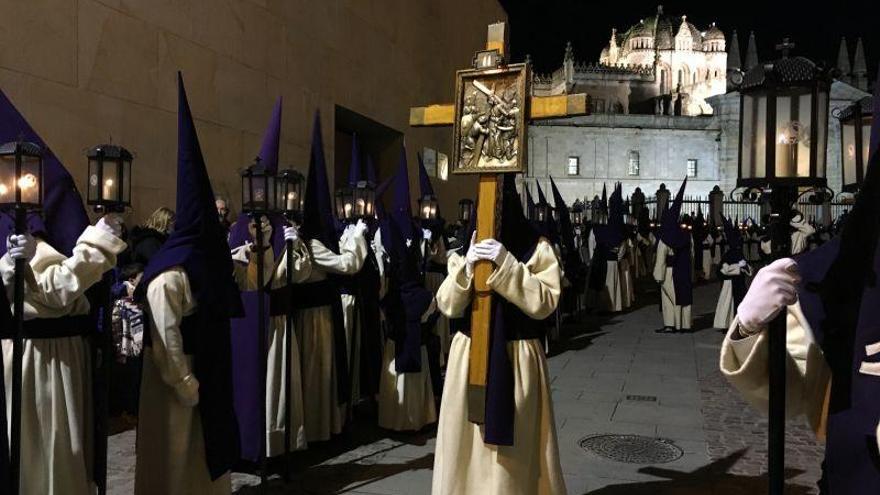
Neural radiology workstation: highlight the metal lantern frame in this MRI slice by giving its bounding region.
[458,198,474,223]
[534,202,551,223]
[86,144,133,212]
[276,168,305,222]
[335,180,375,223]
[570,200,584,225]
[240,158,278,215]
[0,139,44,210]
[419,193,439,221]
[837,96,873,193]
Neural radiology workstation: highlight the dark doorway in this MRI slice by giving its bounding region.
[334,106,403,196]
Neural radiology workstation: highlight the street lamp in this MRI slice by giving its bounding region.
[837,96,873,193]
[458,198,474,223]
[0,138,43,495]
[736,38,832,495]
[86,144,133,212]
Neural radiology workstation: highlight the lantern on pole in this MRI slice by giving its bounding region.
[335,180,375,223]
[837,96,873,193]
[86,144,133,212]
[276,168,305,222]
[570,199,584,225]
[0,138,44,495]
[241,157,278,214]
[419,193,439,221]
[458,198,474,223]
[736,38,832,495]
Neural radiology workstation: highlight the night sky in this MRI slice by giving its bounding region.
[498,0,877,82]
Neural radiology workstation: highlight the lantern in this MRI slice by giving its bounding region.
[458,198,474,223]
[837,96,872,193]
[353,180,376,219]
[86,144,133,212]
[276,168,305,221]
[240,157,277,214]
[419,194,439,221]
[570,200,584,225]
[0,140,43,210]
[737,42,831,190]
[334,186,354,221]
[534,202,551,223]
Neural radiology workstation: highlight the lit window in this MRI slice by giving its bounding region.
[438,152,449,181]
[628,151,640,176]
[567,156,579,176]
[687,158,698,178]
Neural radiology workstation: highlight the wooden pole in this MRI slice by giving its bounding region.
[10,206,25,495]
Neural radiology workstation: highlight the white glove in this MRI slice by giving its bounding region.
[284,225,299,243]
[96,214,123,238]
[6,234,36,261]
[473,238,508,265]
[465,232,478,279]
[737,258,801,334]
[353,219,368,237]
[173,374,200,407]
[737,259,747,268]
[422,228,433,241]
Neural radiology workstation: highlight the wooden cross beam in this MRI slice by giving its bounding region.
[410,21,590,426]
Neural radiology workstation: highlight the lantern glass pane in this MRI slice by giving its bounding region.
[242,175,253,209]
[252,176,267,209]
[862,116,872,176]
[20,154,41,205]
[842,122,857,186]
[102,160,119,203]
[0,155,15,205]
[740,94,767,180]
[815,90,828,179]
[88,158,101,204]
[266,175,276,211]
[122,159,131,204]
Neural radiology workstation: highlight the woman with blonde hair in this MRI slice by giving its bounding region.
[130,207,175,265]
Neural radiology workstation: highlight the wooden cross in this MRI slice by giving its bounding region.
[410,22,590,424]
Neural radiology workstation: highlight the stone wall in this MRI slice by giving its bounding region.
[0,0,506,223]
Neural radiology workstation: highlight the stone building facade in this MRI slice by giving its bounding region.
[0,0,506,222]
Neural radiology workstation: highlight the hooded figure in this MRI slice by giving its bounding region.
[433,173,566,495]
[634,204,654,278]
[713,215,750,329]
[377,147,439,432]
[653,178,693,332]
[720,67,880,494]
[227,97,310,461]
[694,207,715,281]
[1,90,126,495]
[532,181,559,246]
[417,152,451,360]
[273,112,368,442]
[588,183,626,312]
[135,74,241,494]
[551,177,586,316]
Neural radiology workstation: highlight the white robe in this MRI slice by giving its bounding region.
[712,262,747,329]
[701,237,714,281]
[423,237,451,358]
[295,235,367,442]
[135,269,230,494]
[619,240,635,309]
[653,239,692,330]
[432,239,567,495]
[587,231,624,312]
[232,239,312,456]
[1,226,125,495]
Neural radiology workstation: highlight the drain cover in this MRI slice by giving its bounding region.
[578,434,683,464]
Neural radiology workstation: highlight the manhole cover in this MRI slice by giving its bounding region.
[578,434,683,464]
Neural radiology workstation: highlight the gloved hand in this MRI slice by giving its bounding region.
[422,228,433,241]
[465,232,478,279]
[284,225,299,243]
[173,374,200,407]
[737,259,748,268]
[473,238,508,265]
[6,234,36,261]
[96,214,123,238]
[737,258,800,335]
[353,219,368,238]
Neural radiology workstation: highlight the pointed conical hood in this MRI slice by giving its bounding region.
[417,151,435,198]
[348,133,362,186]
[536,180,548,205]
[550,176,575,252]
[727,30,741,71]
[258,97,282,172]
[745,32,759,70]
[374,174,393,219]
[228,97,285,255]
[660,178,688,247]
[391,146,414,241]
[526,185,536,218]
[301,112,339,252]
[601,184,608,212]
[0,90,89,257]
[365,154,378,185]
[721,215,744,263]
[501,174,540,259]
[836,38,851,78]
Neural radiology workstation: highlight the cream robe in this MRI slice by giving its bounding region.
[653,239,692,330]
[232,239,312,456]
[432,239,566,495]
[135,269,229,494]
[701,237,714,281]
[296,235,367,442]
[587,231,624,312]
[1,226,125,495]
[712,262,747,329]
[423,237,452,358]
[719,305,831,439]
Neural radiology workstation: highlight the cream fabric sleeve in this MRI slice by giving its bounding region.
[436,252,473,319]
[719,302,830,433]
[146,268,199,404]
[653,240,670,282]
[485,239,561,320]
[272,239,312,287]
[719,263,741,276]
[19,226,126,312]
[310,234,367,275]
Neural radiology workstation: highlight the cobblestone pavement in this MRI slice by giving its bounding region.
[108,280,826,494]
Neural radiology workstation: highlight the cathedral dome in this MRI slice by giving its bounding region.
[616,7,709,53]
[704,23,725,41]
